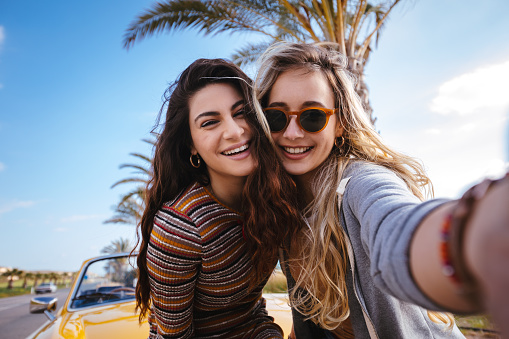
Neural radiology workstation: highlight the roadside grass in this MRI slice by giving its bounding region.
[0,279,66,298]
[0,279,33,298]
[0,286,32,298]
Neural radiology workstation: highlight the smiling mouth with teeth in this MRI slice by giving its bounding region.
[283,146,312,154]
[222,143,249,156]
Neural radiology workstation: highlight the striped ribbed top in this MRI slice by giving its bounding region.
[147,182,283,339]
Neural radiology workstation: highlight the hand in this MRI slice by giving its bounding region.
[464,173,509,338]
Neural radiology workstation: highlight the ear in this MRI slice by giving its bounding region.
[190,144,197,155]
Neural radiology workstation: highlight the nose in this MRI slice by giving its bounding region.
[282,115,304,140]
[223,117,245,139]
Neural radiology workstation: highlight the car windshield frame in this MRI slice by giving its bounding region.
[67,252,138,312]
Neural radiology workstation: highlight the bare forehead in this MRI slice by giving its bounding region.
[269,68,334,103]
[189,82,244,117]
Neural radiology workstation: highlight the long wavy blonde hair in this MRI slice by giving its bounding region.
[253,41,454,330]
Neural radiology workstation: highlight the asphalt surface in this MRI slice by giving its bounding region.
[0,288,70,339]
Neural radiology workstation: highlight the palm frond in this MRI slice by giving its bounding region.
[225,0,303,41]
[124,0,290,49]
[142,137,157,147]
[107,138,153,226]
[334,0,347,53]
[355,0,401,60]
[118,187,146,206]
[129,152,152,164]
[231,41,275,66]
[101,237,133,254]
[279,0,320,41]
[118,163,150,175]
[111,177,148,189]
[104,197,144,226]
[319,0,337,41]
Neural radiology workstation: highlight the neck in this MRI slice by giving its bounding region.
[208,176,246,212]
[294,172,316,206]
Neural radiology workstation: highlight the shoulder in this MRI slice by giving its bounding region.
[162,182,210,214]
[156,182,241,232]
[151,183,207,249]
[344,161,407,190]
[155,183,209,230]
[344,160,400,178]
[341,160,419,208]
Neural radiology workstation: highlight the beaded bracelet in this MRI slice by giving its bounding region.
[439,173,509,305]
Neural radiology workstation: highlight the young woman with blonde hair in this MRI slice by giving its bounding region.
[253,42,509,338]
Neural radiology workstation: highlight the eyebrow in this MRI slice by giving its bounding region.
[194,99,245,123]
[267,100,326,108]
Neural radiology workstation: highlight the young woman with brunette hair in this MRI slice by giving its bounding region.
[253,42,509,338]
[135,58,301,338]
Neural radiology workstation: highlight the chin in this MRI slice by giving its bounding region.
[285,168,309,177]
[282,163,318,179]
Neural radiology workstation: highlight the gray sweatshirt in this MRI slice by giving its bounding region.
[284,161,465,338]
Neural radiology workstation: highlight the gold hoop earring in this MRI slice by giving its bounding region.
[335,136,345,148]
[190,154,201,168]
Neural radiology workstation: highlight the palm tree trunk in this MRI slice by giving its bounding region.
[347,56,375,125]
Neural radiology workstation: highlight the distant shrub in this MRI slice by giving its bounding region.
[263,269,288,293]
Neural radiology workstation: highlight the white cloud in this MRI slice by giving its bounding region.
[457,123,476,133]
[430,60,509,115]
[424,128,441,135]
[60,214,104,223]
[53,227,69,232]
[381,62,509,198]
[0,200,37,214]
[0,162,5,171]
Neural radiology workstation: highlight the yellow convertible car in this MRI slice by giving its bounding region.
[28,252,292,338]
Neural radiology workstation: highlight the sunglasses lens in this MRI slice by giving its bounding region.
[300,109,328,132]
[265,109,288,132]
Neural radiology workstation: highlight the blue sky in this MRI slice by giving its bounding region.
[1,1,508,272]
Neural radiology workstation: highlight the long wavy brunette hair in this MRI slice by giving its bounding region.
[253,42,453,330]
[135,58,302,321]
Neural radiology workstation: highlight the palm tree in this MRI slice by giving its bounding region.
[49,272,59,285]
[123,0,407,124]
[60,272,68,286]
[23,272,34,289]
[104,138,154,226]
[2,268,21,289]
[34,272,42,287]
[104,195,145,225]
[101,238,133,255]
[101,238,134,282]
[21,271,31,289]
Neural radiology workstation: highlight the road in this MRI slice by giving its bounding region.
[0,288,70,339]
